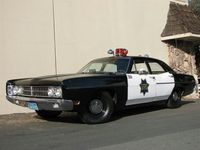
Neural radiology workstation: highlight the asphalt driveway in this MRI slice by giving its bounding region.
[0,99,200,150]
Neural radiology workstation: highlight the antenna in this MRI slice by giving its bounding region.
[52,0,58,75]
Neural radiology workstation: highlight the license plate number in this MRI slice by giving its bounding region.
[27,102,39,110]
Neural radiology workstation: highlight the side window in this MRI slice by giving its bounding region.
[131,60,149,74]
[131,63,137,73]
[148,62,166,74]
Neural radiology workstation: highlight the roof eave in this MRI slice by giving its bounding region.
[170,0,188,6]
[161,33,200,42]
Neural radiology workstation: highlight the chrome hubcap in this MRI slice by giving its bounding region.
[89,99,103,114]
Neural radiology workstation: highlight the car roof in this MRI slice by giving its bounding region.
[93,56,163,62]
[88,55,174,73]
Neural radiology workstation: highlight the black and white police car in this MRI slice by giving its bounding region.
[6,49,195,124]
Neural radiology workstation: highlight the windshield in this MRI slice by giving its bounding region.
[79,58,130,74]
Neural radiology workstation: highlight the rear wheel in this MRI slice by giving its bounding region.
[78,92,114,124]
[167,90,182,108]
[35,110,62,119]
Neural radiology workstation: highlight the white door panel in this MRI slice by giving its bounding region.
[126,74,156,105]
[155,72,175,100]
[126,72,175,106]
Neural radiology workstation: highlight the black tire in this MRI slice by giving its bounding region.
[35,110,62,119]
[78,92,114,124]
[167,90,182,108]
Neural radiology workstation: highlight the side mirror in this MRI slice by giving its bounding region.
[88,69,96,73]
[138,68,148,75]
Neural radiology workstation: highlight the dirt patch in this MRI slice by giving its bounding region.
[0,113,46,126]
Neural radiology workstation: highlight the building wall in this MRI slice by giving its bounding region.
[0,0,170,114]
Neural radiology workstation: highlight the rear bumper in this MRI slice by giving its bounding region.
[6,96,73,111]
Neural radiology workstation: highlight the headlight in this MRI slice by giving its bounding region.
[48,87,62,98]
[13,86,23,95]
[7,85,23,96]
[7,85,14,96]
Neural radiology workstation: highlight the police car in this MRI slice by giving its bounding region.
[6,49,195,124]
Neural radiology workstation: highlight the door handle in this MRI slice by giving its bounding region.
[149,76,155,80]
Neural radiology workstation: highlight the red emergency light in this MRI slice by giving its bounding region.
[115,48,128,56]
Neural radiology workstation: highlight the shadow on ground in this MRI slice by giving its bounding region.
[34,100,195,124]
[111,100,195,122]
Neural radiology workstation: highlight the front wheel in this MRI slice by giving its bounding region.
[78,92,114,124]
[35,110,62,119]
[167,90,182,108]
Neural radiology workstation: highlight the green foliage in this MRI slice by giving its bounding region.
[189,0,200,14]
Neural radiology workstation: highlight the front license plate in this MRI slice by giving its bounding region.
[27,102,39,110]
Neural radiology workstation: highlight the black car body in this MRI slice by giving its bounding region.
[6,50,195,124]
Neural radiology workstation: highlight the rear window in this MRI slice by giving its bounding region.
[148,62,166,74]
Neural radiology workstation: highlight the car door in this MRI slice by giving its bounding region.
[126,59,156,106]
[147,61,175,100]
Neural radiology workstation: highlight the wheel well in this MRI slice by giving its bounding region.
[174,87,184,95]
[104,90,117,104]
[91,90,117,104]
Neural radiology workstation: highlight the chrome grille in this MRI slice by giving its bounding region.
[20,86,49,97]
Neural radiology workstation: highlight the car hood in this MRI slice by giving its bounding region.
[12,73,112,86]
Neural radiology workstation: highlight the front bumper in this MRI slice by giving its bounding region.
[6,96,73,111]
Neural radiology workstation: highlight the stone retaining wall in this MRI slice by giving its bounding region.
[168,40,199,98]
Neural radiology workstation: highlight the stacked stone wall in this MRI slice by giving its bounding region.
[167,41,199,98]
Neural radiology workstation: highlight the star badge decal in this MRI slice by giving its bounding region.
[140,79,149,96]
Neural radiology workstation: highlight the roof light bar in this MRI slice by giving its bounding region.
[107,48,128,57]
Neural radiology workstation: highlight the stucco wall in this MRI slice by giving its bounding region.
[0,0,170,114]
[0,0,55,114]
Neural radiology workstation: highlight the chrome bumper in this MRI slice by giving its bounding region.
[6,96,73,111]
